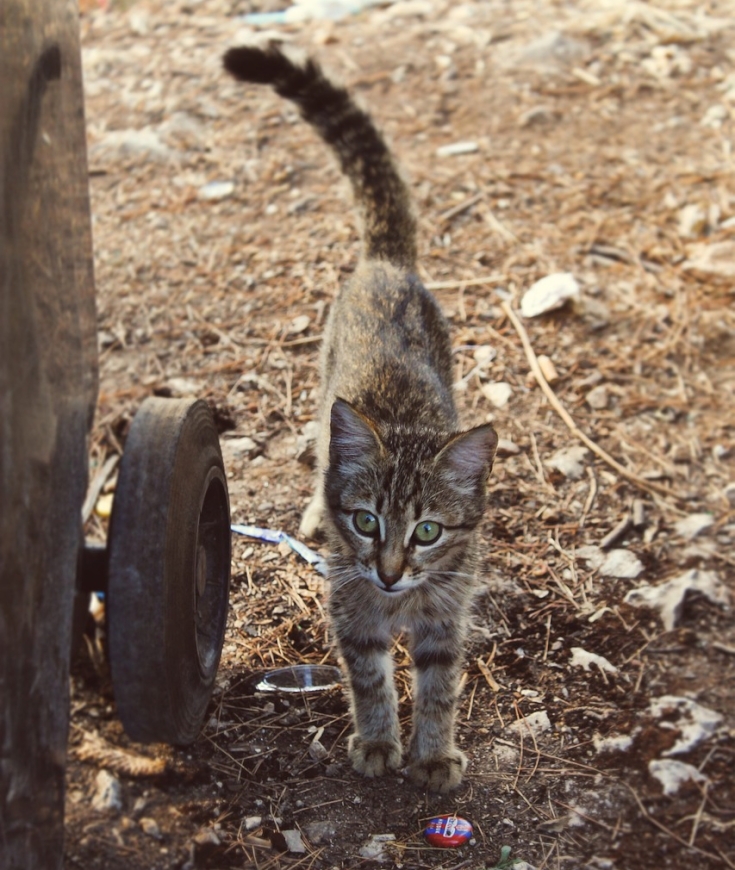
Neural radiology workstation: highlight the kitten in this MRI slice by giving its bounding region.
[224,45,497,792]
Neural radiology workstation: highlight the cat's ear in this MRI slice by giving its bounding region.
[434,424,498,491]
[329,399,384,469]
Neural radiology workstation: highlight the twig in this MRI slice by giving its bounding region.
[424,274,504,291]
[501,301,680,503]
[600,515,633,550]
[82,454,119,522]
[688,782,709,847]
[624,783,723,861]
[439,192,484,224]
[579,466,597,527]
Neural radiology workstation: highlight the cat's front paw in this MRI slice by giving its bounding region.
[408,749,467,792]
[348,735,402,778]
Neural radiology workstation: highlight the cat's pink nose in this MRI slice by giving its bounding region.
[378,569,402,589]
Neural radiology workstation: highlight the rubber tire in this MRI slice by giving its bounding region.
[107,397,231,744]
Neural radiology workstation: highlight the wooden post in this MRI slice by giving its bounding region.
[0,1,98,867]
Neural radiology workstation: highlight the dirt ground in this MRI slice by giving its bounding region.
[66,0,734,867]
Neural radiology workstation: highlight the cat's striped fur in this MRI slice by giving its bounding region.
[224,44,497,792]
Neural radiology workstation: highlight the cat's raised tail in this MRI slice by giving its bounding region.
[223,44,417,269]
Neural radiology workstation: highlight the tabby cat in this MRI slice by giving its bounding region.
[224,44,497,792]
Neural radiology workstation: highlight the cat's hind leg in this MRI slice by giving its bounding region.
[299,488,324,538]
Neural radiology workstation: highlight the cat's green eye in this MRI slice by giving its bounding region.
[413,520,442,545]
[353,510,379,537]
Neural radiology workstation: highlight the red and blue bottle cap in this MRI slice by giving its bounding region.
[424,814,473,848]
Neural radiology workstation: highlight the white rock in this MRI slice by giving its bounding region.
[288,314,311,335]
[576,545,605,570]
[593,733,634,754]
[521,272,580,318]
[282,830,306,853]
[90,128,171,163]
[481,381,512,408]
[198,180,235,201]
[648,696,723,756]
[140,817,162,839]
[649,759,709,796]
[506,710,551,737]
[436,141,479,157]
[91,770,123,813]
[677,203,707,238]
[545,445,588,479]
[308,738,329,762]
[193,829,221,846]
[359,834,396,862]
[570,647,618,674]
[244,816,262,831]
[683,241,735,282]
[167,377,201,397]
[586,384,608,410]
[701,104,729,127]
[600,548,643,579]
[674,512,714,539]
[303,820,338,844]
[223,436,257,454]
[624,569,729,631]
[496,438,520,456]
[472,345,495,365]
[512,31,588,72]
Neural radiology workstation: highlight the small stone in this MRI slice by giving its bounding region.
[546,445,588,479]
[683,241,735,282]
[725,483,735,507]
[674,513,714,539]
[243,816,262,831]
[94,493,114,519]
[167,377,201,397]
[198,180,235,201]
[537,354,559,383]
[359,833,396,862]
[593,733,634,754]
[91,770,122,813]
[90,128,172,163]
[472,345,496,366]
[624,569,729,631]
[303,820,338,844]
[521,272,580,318]
[287,314,310,335]
[308,738,329,761]
[192,829,220,847]
[649,759,709,796]
[600,548,643,579]
[140,817,162,839]
[700,104,729,127]
[677,203,707,238]
[649,696,723,756]
[436,141,479,157]
[222,436,257,455]
[496,438,520,456]
[506,710,551,737]
[570,647,618,674]
[586,384,608,410]
[576,544,605,570]
[481,381,512,408]
[282,830,306,854]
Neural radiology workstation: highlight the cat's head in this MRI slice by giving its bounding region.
[324,399,497,595]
